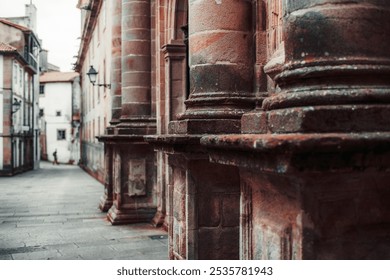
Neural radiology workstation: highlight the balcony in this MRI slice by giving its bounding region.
[24,52,38,73]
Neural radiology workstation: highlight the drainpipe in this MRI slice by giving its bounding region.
[31,74,35,170]
[10,59,14,175]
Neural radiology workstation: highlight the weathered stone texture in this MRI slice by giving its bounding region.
[89,0,390,260]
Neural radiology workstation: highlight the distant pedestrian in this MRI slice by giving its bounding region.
[52,149,59,165]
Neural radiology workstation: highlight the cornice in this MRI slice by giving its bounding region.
[74,0,103,72]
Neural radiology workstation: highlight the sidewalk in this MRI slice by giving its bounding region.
[0,161,168,260]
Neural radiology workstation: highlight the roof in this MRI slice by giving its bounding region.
[40,72,79,83]
[0,18,31,32]
[0,42,17,53]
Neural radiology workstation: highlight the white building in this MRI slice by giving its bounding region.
[0,18,40,176]
[75,0,113,182]
[39,72,80,164]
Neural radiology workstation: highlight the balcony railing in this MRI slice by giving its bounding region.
[24,52,38,72]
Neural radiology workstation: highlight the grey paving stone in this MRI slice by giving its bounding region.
[110,239,163,251]
[0,254,13,260]
[59,244,118,260]
[0,161,168,260]
[12,249,63,260]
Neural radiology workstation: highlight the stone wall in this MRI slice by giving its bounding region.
[89,0,390,259]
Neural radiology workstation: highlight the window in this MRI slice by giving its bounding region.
[19,68,23,86]
[56,111,62,117]
[98,117,100,136]
[39,84,45,95]
[39,109,44,117]
[13,63,18,85]
[103,0,107,30]
[57,129,66,140]
[97,18,100,45]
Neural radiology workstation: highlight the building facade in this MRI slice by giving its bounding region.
[77,0,390,259]
[39,72,80,164]
[0,18,40,176]
[76,0,113,183]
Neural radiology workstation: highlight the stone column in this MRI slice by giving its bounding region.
[202,0,390,259]
[101,0,157,225]
[146,0,254,259]
[118,0,155,133]
[170,0,255,134]
[261,0,390,133]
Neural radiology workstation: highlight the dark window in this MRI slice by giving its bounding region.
[56,111,61,117]
[39,109,44,117]
[57,129,66,140]
[39,84,45,95]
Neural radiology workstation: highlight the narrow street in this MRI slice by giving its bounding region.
[0,162,168,260]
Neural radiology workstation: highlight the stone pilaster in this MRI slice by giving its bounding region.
[151,150,168,228]
[162,43,187,132]
[99,144,113,211]
[146,135,241,260]
[106,138,156,225]
[202,0,390,259]
[100,0,121,211]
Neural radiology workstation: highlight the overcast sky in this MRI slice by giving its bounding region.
[0,0,81,72]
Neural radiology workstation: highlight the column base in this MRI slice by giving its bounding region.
[99,194,113,212]
[169,119,241,134]
[241,105,390,134]
[115,117,156,135]
[107,205,157,225]
[151,210,167,229]
[202,132,390,259]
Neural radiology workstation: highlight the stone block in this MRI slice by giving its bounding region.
[222,194,240,227]
[198,194,220,227]
[198,227,239,260]
[123,15,150,31]
[169,119,241,134]
[241,111,268,134]
[267,106,390,133]
[190,0,252,33]
[128,159,146,197]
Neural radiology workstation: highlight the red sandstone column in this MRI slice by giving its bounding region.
[261,0,390,133]
[104,0,157,225]
[259,0,390,259]
[202,0,390,259]
[110,0,122,125]
[120,0,153,127]
[172,0,255,134]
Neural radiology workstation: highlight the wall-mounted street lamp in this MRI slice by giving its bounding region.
[80,3,92,11]
[86,66,111,89]
[12,98,21,114]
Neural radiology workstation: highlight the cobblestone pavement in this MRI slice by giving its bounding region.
[0,161,168,260]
